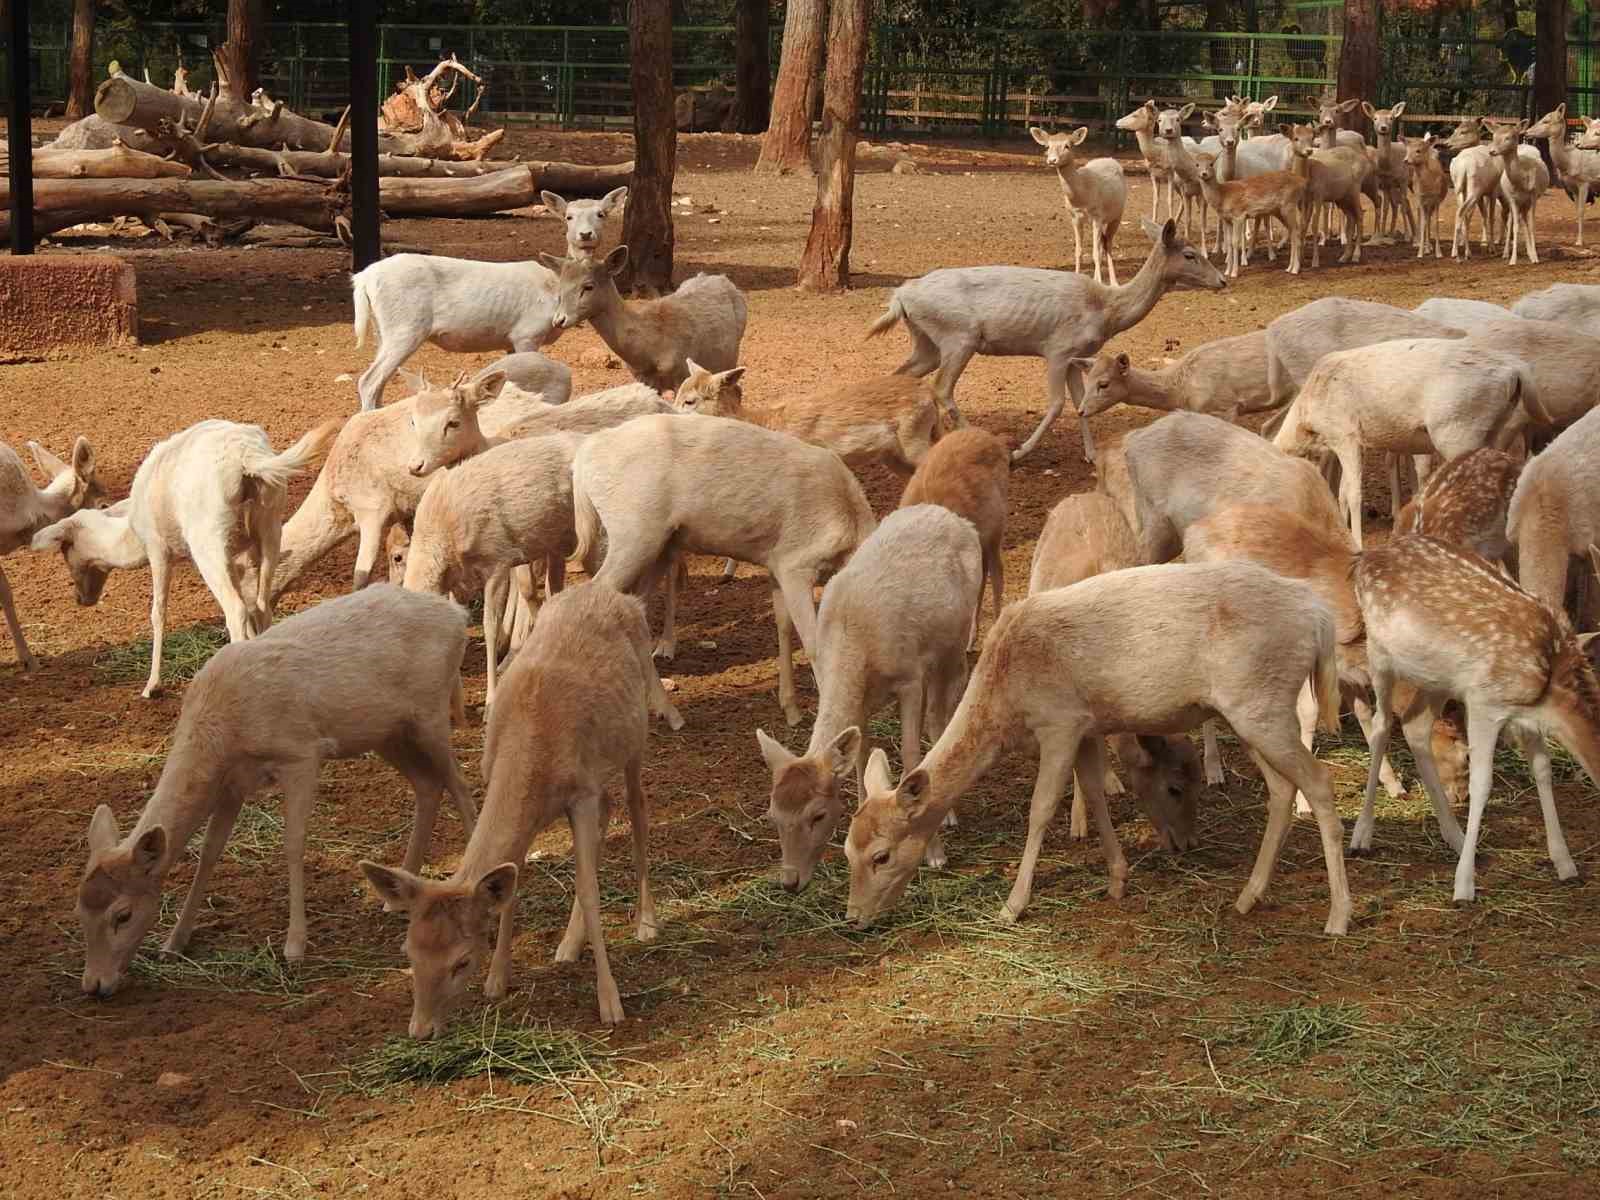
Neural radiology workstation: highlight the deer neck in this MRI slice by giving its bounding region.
[915,668,1011,826]
[1317,125,1338,151]
[83,509,148,571]
[1131,124,1162,166]
[1101,245,1170,334]
[1545,120,1575,171]
[1120,360,1185,411]
[1053,162,1086,206]
[808,652,868,757]
[456,739,552,883]
[135,745,231,879]
[1548,684,1600,793]
[272,468,345,599]
[586,282,644,360]
[33,472,80,530]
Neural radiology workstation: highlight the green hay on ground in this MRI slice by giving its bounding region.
[95,623,228,684]
[1234,1001,1364,1063]
[347,1008,613,1092]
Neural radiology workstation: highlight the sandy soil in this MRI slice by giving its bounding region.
[3,124,1600,1199]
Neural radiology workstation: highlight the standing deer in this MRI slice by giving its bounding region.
[865,218,1226,462]
[1352,536,1600,902]
[1030,125,1127,285]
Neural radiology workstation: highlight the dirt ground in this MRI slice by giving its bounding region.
[3,123,1600,1199]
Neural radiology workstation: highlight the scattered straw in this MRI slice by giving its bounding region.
[95,623,228,684]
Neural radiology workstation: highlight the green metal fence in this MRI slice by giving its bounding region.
[5,21,1598,136]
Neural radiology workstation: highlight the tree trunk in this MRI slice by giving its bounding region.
[222,0,266,101]
[734,0,772,134]
[4,144,192,178]
[623,0,676,293]
[1335,0,1380,112]
[757,0,825,174]
[797,0,868,292]
[65,0,94,120]
[1534,0,1569,124]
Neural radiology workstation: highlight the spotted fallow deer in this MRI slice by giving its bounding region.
[1351,536,1600,902]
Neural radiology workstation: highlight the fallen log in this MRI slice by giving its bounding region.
[2,143,191,179]
[48,114,180,156]
[200,142,517,179]
[0,160,642,240]
[0,177,341,240]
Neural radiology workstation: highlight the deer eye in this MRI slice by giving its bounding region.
[810,811,827,825]
[445,419,459,432]
[581,284,593,294]
[1184,250,1197,260]
[871,849,891,868]
[113,911,132,929]
[451,957,471,977]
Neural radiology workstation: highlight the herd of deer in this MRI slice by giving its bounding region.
[1,136,1597,1040]
[1037,92,1600,279]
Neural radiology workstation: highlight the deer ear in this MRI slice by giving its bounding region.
[132,826,166,873]
[1161,217,1178,247]
[360,860,422,911]
[1360,101,1377,120]
[756,727,795,774]
[26,440,68,479]
[470,370,505,405]
[1115,352,1130,371]
[715,366,746,390]
[31,517,72,552]
[1068,126,1089,146]
[1029,125,1049,146]
[824,726,861,781]
[1259,95,1278,113]
[539,190,567,216]
[1338,98,1361,113]
[896,767,931,818]
[1278,121,1295,137]
[1390,101,1406,120]
[87,804,120,856]
[1177,102,1195,121]
[1139,218,1163,242]
[474,863,519,913]
[398,367,427,393]
[862,747,895,796]
[600,185,628,213]
[71,436,96,483]
[605,245,630,276]
[538,251,566,272]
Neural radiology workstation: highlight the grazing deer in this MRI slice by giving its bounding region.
[76,587,478,997]
[1395,447,1521,563]
[1352,536,1600,902]
[361,582,681,1034]
[756,505,981,892]
[843,561,1353,937]
[0,436,102,670]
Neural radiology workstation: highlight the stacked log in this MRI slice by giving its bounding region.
[5,48,639,244]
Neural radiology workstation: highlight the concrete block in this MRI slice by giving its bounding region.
[0,253,138,356]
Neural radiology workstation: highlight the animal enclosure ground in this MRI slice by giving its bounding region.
[3,124,1599,1199]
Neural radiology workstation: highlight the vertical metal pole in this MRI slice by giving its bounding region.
[9,0,36,254]
[348,0,380,270]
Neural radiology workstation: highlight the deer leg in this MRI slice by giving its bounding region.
[899,682,945,869]
[1336,444,1364,550]
[484,892,518,1000]
[253,514,282,636]
[1452,710,1508,904]
[1019,355,1088,466]
[771,575,803,727]
[143,552,173,699]
[279,760,321,962]
[1001,728,1083,922]
[351,509,388,591]
[483,564,507,708]
[0,564,37,672]
[163,793,245,956]
[1397,698,1464,853]
[894,325,942,378]
[1201,718,1226,786]
[571,791,625,1025]
[623,758,659,939]
[1350,694,1405,798]
[356,336,419,413]
[1513,726,1579,882]
[1070,209,1084,275]
[190,536,254,645]
[1351,666,1397,853]
[934,341,977,429]
[1580,182,1590,246]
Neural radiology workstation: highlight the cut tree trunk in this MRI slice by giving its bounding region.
[798,0,870,292]
[757,0,825,174]
[0,177,341,240]
[48,115,177,155]
[623,0,676,293]
[1335,0,1379,111]
[3,144,192,178]
[221,0,265,101]
[0,163,634,241]
[66,0,95,120]
[735,0,772,134]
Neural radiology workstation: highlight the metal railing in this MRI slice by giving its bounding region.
[5,22,1597,136]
